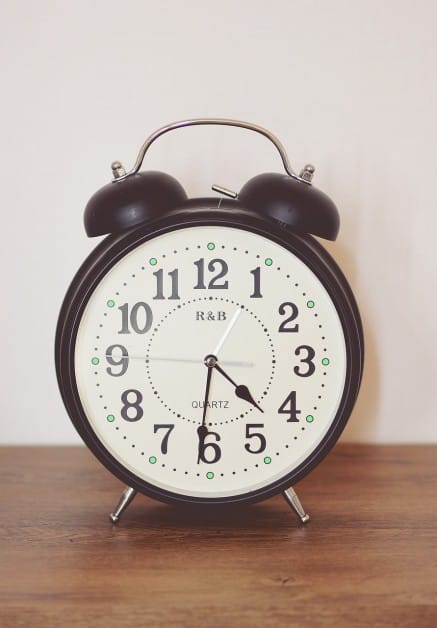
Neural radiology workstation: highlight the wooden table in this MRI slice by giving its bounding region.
[0,445,436,627]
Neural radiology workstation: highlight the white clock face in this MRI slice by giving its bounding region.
[75,225,347,499]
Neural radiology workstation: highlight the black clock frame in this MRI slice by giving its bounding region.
[55,199,364,507]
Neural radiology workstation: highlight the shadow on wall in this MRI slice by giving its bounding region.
[324,237,379,442]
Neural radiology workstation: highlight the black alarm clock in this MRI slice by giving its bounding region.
[55,119,364,524]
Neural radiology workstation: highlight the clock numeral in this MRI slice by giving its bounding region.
[294,345,316,377]
[106,344,129,377]
[193,258,229,290]
[250,267,263,298]
[278,391,301,422]
[121,389,143,422]
[244,423,267,453]
[198,430,222,463]
[154,424,175,454]
[278,302,299,332]
[153,268,180,300]
[118,302,153,334]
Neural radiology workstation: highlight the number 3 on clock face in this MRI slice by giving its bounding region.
[70,223,354,504]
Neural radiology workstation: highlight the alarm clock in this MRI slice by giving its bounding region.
[55,119,364,524]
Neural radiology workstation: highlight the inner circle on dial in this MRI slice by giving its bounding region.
[145,297,275,425]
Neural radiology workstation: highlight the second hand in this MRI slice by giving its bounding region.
[212,307,242,357]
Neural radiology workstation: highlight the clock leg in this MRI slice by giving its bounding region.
[282,487,310,524]
[109,486,137,524]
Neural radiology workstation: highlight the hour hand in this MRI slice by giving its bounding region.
[235,384,264,413]
[211,359,263,413]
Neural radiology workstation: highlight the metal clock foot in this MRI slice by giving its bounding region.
[283,487,310,524]
[109,486,137,524]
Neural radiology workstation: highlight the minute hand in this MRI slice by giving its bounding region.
[197,363,213,464]
[213,362,263,413]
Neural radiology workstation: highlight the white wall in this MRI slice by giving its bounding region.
[1,0,435,444]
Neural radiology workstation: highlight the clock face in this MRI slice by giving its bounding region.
[74,224,348,500]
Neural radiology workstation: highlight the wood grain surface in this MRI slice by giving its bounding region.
[0,445,436,627]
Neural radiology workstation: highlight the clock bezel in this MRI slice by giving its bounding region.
[56,201,363,506]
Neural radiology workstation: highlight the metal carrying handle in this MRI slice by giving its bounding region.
[111,118,312,184]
